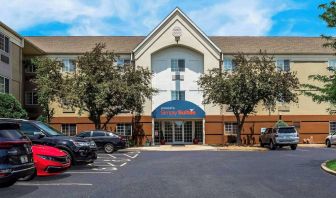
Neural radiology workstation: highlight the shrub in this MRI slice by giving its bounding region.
[0,93,27,119]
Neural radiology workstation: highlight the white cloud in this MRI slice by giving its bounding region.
[188,0,297,36]
[0,0,300,36]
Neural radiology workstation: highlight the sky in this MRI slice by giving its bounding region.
[0,0,335,37]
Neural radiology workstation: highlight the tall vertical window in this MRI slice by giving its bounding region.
[223,58,234,71]
[330,121,336,134]
[171,59,185,72]
[276,59,290,71]
[25,91,38,105]
[0,76,9,93]
[224,123,238,135]
[62,59,76,72]
[0,32,9,53]
[171,90,185,100]
[61,124,77,136]
[116,123,132,136]
[328,60,336,70]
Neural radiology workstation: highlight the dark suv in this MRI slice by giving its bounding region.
[0,119,97,165]
[0,122,35,187]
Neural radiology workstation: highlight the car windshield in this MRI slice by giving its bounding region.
[35,122,63,136]
[278,128,296,133]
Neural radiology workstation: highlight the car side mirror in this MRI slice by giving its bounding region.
[33,131,45,139]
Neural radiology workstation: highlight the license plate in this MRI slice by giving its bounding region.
[20,155,28,163]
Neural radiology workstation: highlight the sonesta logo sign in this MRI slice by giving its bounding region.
[160,107,196,116]
[152,100,205,119]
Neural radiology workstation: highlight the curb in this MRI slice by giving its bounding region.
[321,160,336,176]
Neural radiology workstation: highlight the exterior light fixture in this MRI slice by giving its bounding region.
[172,26,182,44]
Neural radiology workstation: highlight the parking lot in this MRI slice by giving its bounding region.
[1,147,336,198]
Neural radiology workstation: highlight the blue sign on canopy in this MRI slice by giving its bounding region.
[152,100,205,119]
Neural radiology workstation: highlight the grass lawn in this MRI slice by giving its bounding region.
[326,160,336,171]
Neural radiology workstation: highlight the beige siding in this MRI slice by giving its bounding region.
[10,43,22,102]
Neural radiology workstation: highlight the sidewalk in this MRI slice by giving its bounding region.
[124,144,326,152]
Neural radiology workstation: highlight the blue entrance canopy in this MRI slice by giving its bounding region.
[152,100,205,119]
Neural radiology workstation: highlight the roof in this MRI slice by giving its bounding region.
[24,36,334,55]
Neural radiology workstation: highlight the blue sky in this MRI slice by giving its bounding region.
[0,0,335,37]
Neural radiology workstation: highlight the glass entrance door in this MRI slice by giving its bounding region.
[173,121,183,143]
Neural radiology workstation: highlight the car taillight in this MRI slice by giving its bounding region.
[0,168,12,177]
[0,142,13,148]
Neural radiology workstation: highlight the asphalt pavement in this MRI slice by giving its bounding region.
[1,147,336,198]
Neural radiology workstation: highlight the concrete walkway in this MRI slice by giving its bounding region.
[124,144,326,152]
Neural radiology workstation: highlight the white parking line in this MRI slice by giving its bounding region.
[66,171,112,174]
[17,183,92,186]
[107,162,115,166]
[120,162,127,167]
[124,154,138,158]
[108,154,116,158]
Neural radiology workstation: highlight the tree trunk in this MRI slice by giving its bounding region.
[90,113,102,130]
[234,114,247,145]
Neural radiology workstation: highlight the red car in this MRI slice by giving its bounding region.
[21,145,71,180]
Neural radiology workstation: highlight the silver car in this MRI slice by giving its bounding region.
[259,126,299,150]
[326,132,336,147]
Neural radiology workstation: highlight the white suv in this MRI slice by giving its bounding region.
[326,132,336,147]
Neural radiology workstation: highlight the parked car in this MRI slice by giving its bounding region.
[0,119,97,165]
[76,131,126,153]
[326,132,336,147]
[259,126,299,150]
[0,122,35,187]
[20,145,71,181]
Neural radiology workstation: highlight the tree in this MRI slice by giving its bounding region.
[0,93,27,118]
[301,1,336,111]
[64,43,155,130]
[31,57,63,123]
[198,52,299,145]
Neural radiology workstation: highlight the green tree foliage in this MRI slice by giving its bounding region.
[63,43,155,130]
[301,1,336,111]
[198,52,299,144]
[31,57,63,123]
[0,93,27,118]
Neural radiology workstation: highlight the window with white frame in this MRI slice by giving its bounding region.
[171,59,185,72]
[61,124,77,136]
[0,32,9,53]
[330,121,336,134]
[116,123,132,136]
[0,76,9,94]
[276,59,290,71]
[116,58,131,67]
[62,59,76,72]
[224,123,238,135]
[171,90,185,100]
[328,60,336,70]
[25,91,38,105]
[223,58,234,71]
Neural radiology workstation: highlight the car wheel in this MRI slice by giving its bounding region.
[326,139,331,148]
[19,168,36,181]
[60,149,73,166]
[259,139,264,147]
[0,179,16,188]
[290,145,297,150]
[269,140,276,150]
[104,143,114,153]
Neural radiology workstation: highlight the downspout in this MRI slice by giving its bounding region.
[220,52,225,146]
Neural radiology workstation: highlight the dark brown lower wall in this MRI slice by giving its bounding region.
[50,114,336,145]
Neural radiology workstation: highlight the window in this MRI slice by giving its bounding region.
[224,123,238,135]
[171,59,185,72]
[62,59,76,72]
[78,132,91,137]
[171,90,185,100]
[116,58,130,67]
[0,76,9,93]
[276,59,290,71]
[1,54,9,64]
[0,32,9,53]
[20,122,40,136]
[328,60,336,70]
[172,74,184,81]
[92,131,106,137]
[223,58,234,71]
[24,62,37,73]
[116,123,132,136]
[330,121,336,134]
[25,91,38,105]
[61,124,77,136]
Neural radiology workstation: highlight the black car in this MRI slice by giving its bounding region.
[0,119,97,165]
[0,122,35,187]
[77,131,126,153]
